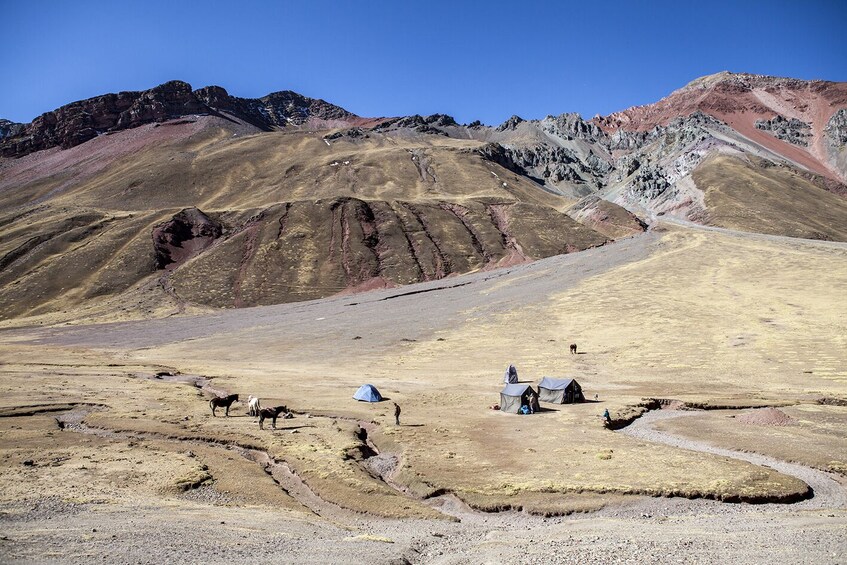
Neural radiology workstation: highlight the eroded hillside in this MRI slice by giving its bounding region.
[0,116,608,319]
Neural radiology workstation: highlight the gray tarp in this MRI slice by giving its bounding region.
[500,383,536,414]
[537,377,584,404]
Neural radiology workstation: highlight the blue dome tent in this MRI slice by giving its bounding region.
[353,384,383,402]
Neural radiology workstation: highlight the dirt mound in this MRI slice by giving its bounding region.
[736,407,794,426]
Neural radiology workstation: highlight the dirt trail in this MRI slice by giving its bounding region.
[618,408,847,510]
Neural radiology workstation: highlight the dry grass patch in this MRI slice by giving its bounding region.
[0,413,206,505]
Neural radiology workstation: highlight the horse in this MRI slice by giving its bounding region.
[210,394,239,417]
[569,343,577,355]
[259,405,288,430]
[247,395,261,417]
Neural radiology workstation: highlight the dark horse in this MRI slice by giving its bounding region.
[570,343,577,355]
[259,406,288,430]
[210,394,239,417]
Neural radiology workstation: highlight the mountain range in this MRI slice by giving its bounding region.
[1,72,846,321]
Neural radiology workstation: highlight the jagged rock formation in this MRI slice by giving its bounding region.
[1,81,207,157]
[0,81,362,158]
[496,115,525,131]
[755,115,812,146]
[629,165,673,201]
[540,112,606,141]
[826,109,847,145]
[194,86,359,130]
[0,119,24,140]
[825,108,847,177]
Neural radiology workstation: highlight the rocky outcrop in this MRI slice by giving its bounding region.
[475,142,604,186]
[323,127,369,141]
[540,113,606,141]
[373,114,457,135]
[152,208,223,270]
[825,109,847,146]
[1,82,360,158]
[1,81,208,157]
[629,165,673,200]
[755,115,812,146]
[607,111,722,152]
[0,119,24,140]
[511,145,593,184]
[496,115,525,132]
[824,108,847,185]
[474,143,523,173]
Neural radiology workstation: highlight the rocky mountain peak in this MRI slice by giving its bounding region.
[497,115,525,131]
[592,70,847,155]
[0,81,362,158]
[680,71,833,94]
[193,85,231,106]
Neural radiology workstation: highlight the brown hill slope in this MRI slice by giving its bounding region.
[693,154,847,240]
[0,116,606,320]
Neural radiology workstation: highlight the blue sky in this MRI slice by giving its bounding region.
[2,0,846,125]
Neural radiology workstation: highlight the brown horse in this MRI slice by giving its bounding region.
[259,406,288,430]
[569,343,577,355]
[210,394,239,417]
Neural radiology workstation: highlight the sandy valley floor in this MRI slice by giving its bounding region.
[1,223,846,563]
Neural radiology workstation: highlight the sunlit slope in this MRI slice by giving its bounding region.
[0,121,606,319]
[3,125,569,211]
[693,154,847,240]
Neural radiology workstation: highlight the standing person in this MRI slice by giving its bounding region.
[527,391,537,414]
[603,408,611,424]
[394,402,401,426]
